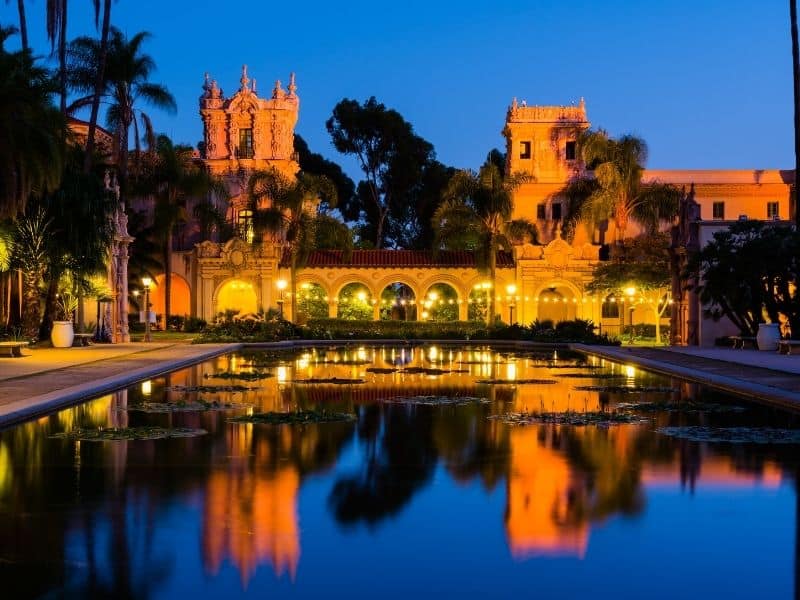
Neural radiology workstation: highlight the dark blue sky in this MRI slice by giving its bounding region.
[3,0,794,177]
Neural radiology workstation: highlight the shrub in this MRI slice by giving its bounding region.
[183,317,207,333]
[166,315,185,331]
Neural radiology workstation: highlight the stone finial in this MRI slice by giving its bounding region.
[579,97,586,112]
[272,79,285,99]
[252,78,257,94]
[511,97,518,111]
[555,221,563,239]
[288,72,297,96]
[240,64,249,91]
[203,72,210,92]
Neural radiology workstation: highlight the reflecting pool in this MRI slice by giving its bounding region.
[1,344,798,598]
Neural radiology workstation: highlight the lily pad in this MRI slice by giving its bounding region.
[574,385,678,393]
[557,373,625,379]
[165,384,252,393]
[616,401,746,413]
[205,371,274,381]
[366,367,399,374]
[401,367,468,375]
[292,377,365,384]
[123,400,251,413]
[380,395,489,406]
[490,411,650,426]
[477,378,558,385]
[51,427,207,441]
[546,364,604,370]
[657,426,800,444]
[229,410,357,425]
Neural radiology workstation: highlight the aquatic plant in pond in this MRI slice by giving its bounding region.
[292,377,366,384]
[574,385,678,393]
[51,427,207,441]
[656,426,800,443]
[477,378,558,384]
[379,395,489,406]
[124,400,251,413]
[490,411,650,426]
[616,400,746,413]
[205,370,274,380]
[165,384,253,392]
[229,410,357,425]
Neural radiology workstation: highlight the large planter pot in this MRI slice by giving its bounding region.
[51,321,75,348]
[756,323,781,351]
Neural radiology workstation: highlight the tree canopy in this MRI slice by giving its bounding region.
[687,220,800,337]
[326,96,450,249]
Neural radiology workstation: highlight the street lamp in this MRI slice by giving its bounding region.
[506,284,517,324]
[141,276,152,342]
[276,279,287,319]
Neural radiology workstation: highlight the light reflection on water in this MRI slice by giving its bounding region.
[0,344,798,598]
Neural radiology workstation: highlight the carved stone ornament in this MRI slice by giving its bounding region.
[197,240,221,258]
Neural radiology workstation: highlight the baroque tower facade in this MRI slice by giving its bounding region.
[503,99,590,243]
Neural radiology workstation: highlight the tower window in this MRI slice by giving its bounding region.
[767,201,780,219]
[239,128,254,159]
[551,202,562,221]
[237,209,254,242]
[520,141,531,159]
[712,201,725,220]
[536,204,546,220]
[565,141,577,161]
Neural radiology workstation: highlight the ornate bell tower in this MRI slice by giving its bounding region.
[199,65,300,179]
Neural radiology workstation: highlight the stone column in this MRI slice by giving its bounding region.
[458,301,468,321]
[328,301,337,318]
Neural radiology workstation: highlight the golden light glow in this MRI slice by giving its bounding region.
[506,283,517,295]
[141,380,152,395]
[142,276,152,288]
[276,279,288,291]
[625,286,636,297]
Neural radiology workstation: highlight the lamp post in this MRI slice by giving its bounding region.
[142,277,152,342]
[624,286,636,343]
[276,279,287,319]
[506,284,517,324]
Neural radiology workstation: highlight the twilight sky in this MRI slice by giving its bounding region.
[3,0,794,178]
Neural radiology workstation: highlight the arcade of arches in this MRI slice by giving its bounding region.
[160,234,667,332]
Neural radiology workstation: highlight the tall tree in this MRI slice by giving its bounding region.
[248,168,342,320]
[587,233,672,343]
[83,0,113,174]
[294,134,354,213]
[792,0,800,226]
[573,130,682,242]
[133,135,226,327]
[5,0,28,50]
[326,97,436,248]
[68,28,176,198]
[432,150,537,323]
[0,26,64,218]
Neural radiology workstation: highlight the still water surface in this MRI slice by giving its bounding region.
[1,344,798,598]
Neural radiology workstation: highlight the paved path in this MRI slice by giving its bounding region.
[573,344,800,412]
[0,342,240,427]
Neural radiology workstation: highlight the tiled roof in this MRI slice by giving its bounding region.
[282,249,515,269]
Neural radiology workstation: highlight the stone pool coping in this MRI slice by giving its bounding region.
[572,344,800,413]
[4,338,800,427]
[0,343,240,428]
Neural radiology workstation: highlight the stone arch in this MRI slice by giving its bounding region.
[421,282,460,321]
[531,279,583,324]
[213,277,259,316]
[151,273,191,324]
[295,275,331,299]
[374,275,420,301]
[331,276,377,300]
[419,274,468,301]
[377,279,418,321]
[336,281,374,320]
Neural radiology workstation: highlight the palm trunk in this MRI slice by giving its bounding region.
[58,0,67,117]
[39,278,58,341]
[792,0,800,226]
[290,262,297,322]
[22,270,42,341]
[17,0,28,51]
[84,0,111,174]
[164,232,172,330]
[489,237,496,324]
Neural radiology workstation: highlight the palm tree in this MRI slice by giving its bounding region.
[574,130,682,241]
[6,0,28,50]
[792,0,800,227]
[134,135,226,327]
[84,0,113,174]
[68,27,176,196]
[45,0,68,115]
[432,150,537,323]
[0,26,65,218]
[12,207,51,340]
[248,169,341,320]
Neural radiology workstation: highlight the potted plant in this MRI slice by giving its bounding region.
[51,290,77,348]
[756,321,781,351]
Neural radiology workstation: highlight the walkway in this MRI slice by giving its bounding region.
[0,342,240,427]
[573,344,800,412]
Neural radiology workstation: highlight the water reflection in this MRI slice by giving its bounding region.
[0,344,798,597]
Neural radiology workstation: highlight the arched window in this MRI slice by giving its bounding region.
[601,294,620,319]
[237,209,254,242]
